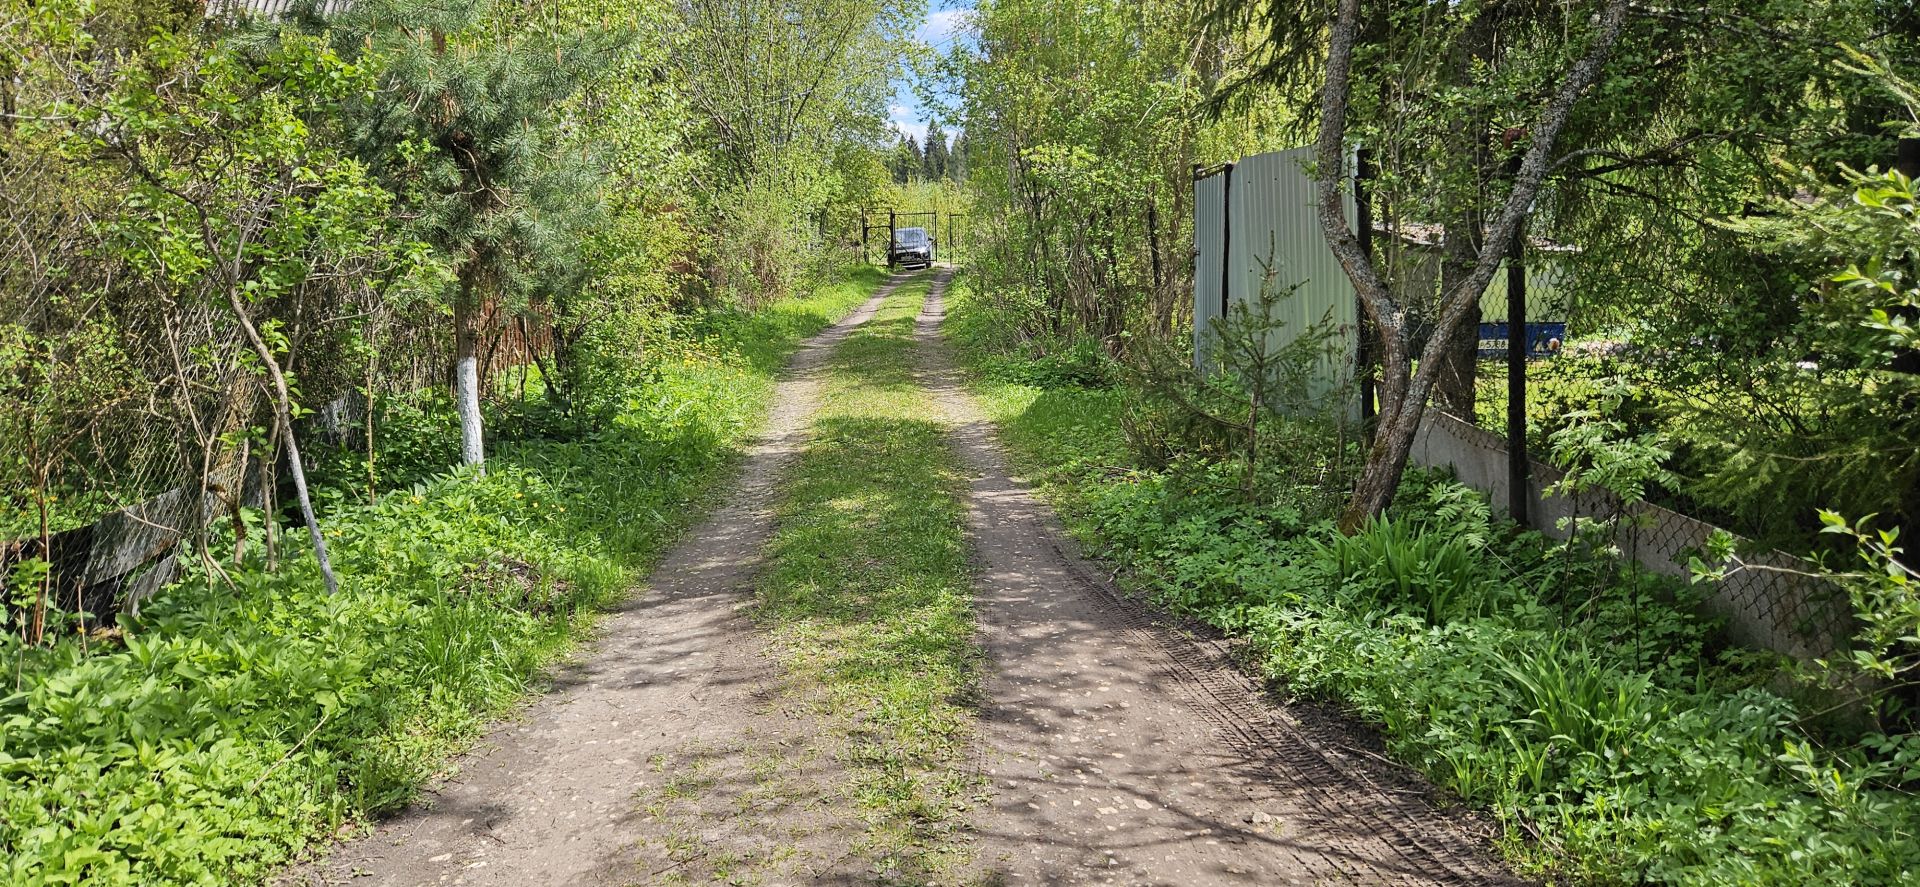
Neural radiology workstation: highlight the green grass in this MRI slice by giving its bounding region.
[0,269,884,887]
[753,274,983,881]
[676,264,895,379]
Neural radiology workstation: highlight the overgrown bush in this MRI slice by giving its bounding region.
[941,281,1118,388]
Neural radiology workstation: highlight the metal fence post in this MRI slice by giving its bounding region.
[1219,162,1235,321]
[1506,154,1530,525]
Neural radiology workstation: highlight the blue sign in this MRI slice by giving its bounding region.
[1477,322,1567,359]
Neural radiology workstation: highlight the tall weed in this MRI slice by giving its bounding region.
[1321,516,1509,623]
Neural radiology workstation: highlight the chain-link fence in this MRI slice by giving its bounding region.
[0,259,542,632]
[1409,410,1850,659]
[0,22,595,637]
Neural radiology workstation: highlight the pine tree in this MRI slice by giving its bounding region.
[322,0,622,472]
[888,136,911,182]
[923,119,949,181]
[948,130,968,183]
[894,135,923,183]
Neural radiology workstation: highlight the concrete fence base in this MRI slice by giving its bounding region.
[1409,410,1850,660]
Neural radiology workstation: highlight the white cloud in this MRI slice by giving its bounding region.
[889,113,929,144]
[917,9,972,46]
[888,7,971,145]
[886,104,927,141]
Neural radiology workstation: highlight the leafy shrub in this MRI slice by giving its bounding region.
[0,463,618,885]
[989,337,1118,389]
[944,290,1118,390]
[1519,355,1666,452]
[1321,516,1509,623]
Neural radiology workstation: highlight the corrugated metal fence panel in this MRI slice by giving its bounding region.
[1226,147,1359,418]
[1191,171,1227,371]
[208,0,354,18]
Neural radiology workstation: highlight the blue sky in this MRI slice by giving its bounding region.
[887,1,974,147]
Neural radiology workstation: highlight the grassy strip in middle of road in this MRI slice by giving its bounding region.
[755,274,983,881]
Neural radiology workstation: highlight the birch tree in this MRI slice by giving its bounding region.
[671,0,912,303]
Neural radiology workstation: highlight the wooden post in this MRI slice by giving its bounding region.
[1219,162,1235,320]
[888,209,897,269]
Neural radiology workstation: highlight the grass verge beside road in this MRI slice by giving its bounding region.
[942,276,1920,886]
[754,276,983,882]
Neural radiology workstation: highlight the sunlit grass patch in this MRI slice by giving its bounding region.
[755,278,984,880]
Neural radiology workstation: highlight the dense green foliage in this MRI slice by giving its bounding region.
[949,0,1295,350]
[0,0,912,569]
[949,280,1920,885]
[951,0,1920,536]
[672,0,915,305]
[9,0,1920,882]
[0,271,878,885]
[0,2,440,551]
[1,0,918,875]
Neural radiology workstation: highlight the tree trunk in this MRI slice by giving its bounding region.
[1146,191,1168,335]
[1431,264,1483,418]
[1432,10,1499,418]
[1340,317,1467,531]
[454,264,487,472]
[1315,0,1636,532]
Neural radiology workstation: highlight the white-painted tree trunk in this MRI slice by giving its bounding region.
[454,298,487,473]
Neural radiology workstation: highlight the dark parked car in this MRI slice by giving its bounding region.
[888,227,935,269]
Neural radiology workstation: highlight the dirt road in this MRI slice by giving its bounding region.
[284,270,1517,886]
[914,270,1519,886]
[282,277,906,887]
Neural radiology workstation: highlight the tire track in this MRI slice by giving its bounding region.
[279,273,915,887]
[913,269,1523,886]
